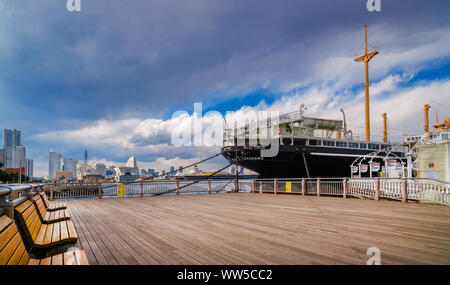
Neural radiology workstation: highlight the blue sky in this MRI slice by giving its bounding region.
[1,0,450,177]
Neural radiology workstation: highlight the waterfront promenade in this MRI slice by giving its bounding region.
[66,193,450,265]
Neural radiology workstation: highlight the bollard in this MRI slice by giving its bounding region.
[343,179,348,199]
[375,179,380,201]
[317,179,321,197]
[302,179,306,196]
[140,182,143,197]
[50,185,54,201]
[176,181,180,195]
[208,180,211,194]
[98,184,102,199]
[274,179,278,195]
[401,179,407,203]
[252,179,256,194]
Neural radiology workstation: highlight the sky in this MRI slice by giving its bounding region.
[0,0,449,177]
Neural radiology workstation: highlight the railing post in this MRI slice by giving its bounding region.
[343,179,348,199]
[98,183,102,199]
[208,180,211,194]
[140,182,144,197]
[50,184,54,201]
[252,179,256,194]
[234,179,238,193]
[317,179,321,197]
[302,179,306,196]
[274,179,278,195]
[401,179,408,203]
[375,179,380,201]
[176,181,180,195]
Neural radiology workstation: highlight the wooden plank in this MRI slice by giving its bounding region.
[63,251,77,265]
[40,256,51,265]
[66,220,78,241]
[74,250,89,265]
[52,254,63,265]
[18,248,30,265]
[69,201,118,265]
[60,220,69,241]
[27,258,40,265]
[0,223,17,252]
[29,213,41,242]
[0,216,12,233]
[0,233,21,265]
[51,222,60,245]
[65,201,99,265]
[35,223,47,246]
[7,241,27,265]
[43,224,53,246]
[15,200,31,214]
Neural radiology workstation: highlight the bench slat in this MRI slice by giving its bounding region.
[0,223,17,252]
[0,233,21,265]
[7,240,27,265]
[0,216,12,233]
[52,254,63,265]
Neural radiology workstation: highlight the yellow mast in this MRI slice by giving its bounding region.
[354,25,379,141]
[381,113,388,142]
[424,104,431,133]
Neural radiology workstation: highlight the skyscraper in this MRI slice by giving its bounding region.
[63,158,77,178]
[3,129,26,169]
[3,129,21,148]
[0,149,5,170]
[49,151,62,181]
[26,158,33,178]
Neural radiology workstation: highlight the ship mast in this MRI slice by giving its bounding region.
[354,25,379,141]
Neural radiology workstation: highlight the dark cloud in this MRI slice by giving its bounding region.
[1,0,449,124]
[1,0,450,176]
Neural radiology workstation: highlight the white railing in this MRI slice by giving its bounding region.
[251,178,449,206]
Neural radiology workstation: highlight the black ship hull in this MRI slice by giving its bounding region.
[221,144,404,178]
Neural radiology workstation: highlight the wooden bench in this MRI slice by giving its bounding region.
[0,215,88,265]
[14,200,77,249]
[32,194,70,224]
[39,191,66,211]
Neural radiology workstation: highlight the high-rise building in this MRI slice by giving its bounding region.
[3,129,21,148]
[0,149,6,170]
[49,151,62,181]
[3,129,26,169]
[63,158,77,178]
[140,169,147,175]
[95,163,107,177]
[26,158,33,178]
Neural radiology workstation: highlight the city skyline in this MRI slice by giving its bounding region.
[1,1,449,177]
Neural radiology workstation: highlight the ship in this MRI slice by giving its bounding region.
[221,25,407,178]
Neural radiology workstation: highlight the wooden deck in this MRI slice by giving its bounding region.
[65,193,450,265]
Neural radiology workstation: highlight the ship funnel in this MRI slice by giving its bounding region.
[424,104,431,133]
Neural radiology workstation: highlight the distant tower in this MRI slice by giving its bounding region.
[84,150,88,164]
